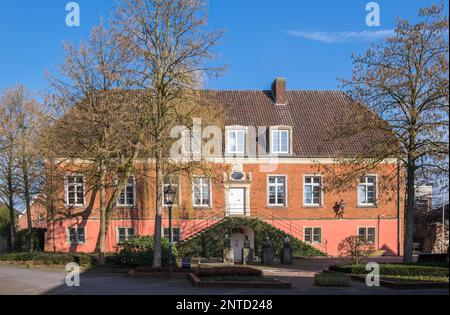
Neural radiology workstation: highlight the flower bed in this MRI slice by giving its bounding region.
[314,272,351,287]
[187,267,291,289]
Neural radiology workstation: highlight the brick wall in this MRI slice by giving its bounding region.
[45,161,404,256]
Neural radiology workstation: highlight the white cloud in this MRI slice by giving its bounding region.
[285,29,395,43]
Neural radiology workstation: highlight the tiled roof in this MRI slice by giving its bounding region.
[198,90,390,158]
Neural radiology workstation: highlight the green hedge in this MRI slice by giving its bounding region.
[0,252,94,266]
[107,236,178,267]
[178,217,325,258]
[329,263,449,278]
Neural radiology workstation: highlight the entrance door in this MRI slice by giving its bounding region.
[231,232,245,262]
[228,188,246,216]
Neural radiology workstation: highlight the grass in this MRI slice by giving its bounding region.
[200,275,279,282]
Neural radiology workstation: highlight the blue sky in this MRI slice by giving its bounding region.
[0,0,447,95]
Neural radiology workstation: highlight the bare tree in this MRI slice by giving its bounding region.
[47,22,142,264]
[112,0,224,268]
[0,85,44,252]
[331,3,448,263]
[0,87,21,251]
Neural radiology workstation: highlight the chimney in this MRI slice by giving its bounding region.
[271,78,287,105]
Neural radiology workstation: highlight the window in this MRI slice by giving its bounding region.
[304,227,322,243]
[227,129,246,155]
[192,177,211,207]
[271,129,290,154]
[358,227,376,244]
[268,176,286,206]
[163,228,181,243]
[304,176,322,206]
[65,176,84,206]
[358,176,377,206]
[117,177,135,207]
[163,177,179,207]
[68,227,85,245]
[117,227,135,243]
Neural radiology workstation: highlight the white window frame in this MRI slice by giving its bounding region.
[267,175,287,207]
[357,226,377,244]
[303,175,323,207]
[67,227,86,245]
[303,227,322,244]
[116,227,135,244]
[117,176,136,207]
[226,128,246,155]
[65,175,85,207]
[163,227,181,243]
[192,177,212,208]
[270,128,291,155]
[358,175,378,207]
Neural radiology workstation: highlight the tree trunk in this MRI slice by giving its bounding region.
[21,160,33,252]
[153,155,163,268]
[93,148,140,262]
[403,159,416,264]
[96,164,107,266]
[7,154,15,251]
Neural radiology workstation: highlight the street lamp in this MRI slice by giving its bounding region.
[164,184,177,277]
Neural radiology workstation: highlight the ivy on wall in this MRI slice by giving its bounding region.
[177,217,326,258]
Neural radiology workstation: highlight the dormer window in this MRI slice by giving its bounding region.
[226,129,246,155]
[270,128,290,154]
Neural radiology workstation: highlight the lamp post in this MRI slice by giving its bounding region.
[164,184,176,277]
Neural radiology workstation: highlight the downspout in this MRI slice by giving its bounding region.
[397,159,401,256]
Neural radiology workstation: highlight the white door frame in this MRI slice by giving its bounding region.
[224,183,251,217]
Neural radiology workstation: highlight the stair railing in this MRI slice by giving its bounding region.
[180,208,225,242]
[251,206,328,254]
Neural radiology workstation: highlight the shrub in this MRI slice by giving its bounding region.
[194,267,263,277]
[337,236,375,264]
[0,252,94,266]
[14,229,46,252]
[0,252,35,262]
[111,236,178,267]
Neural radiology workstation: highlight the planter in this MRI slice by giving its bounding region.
[188,273,291,289]
[128,268,190,278]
